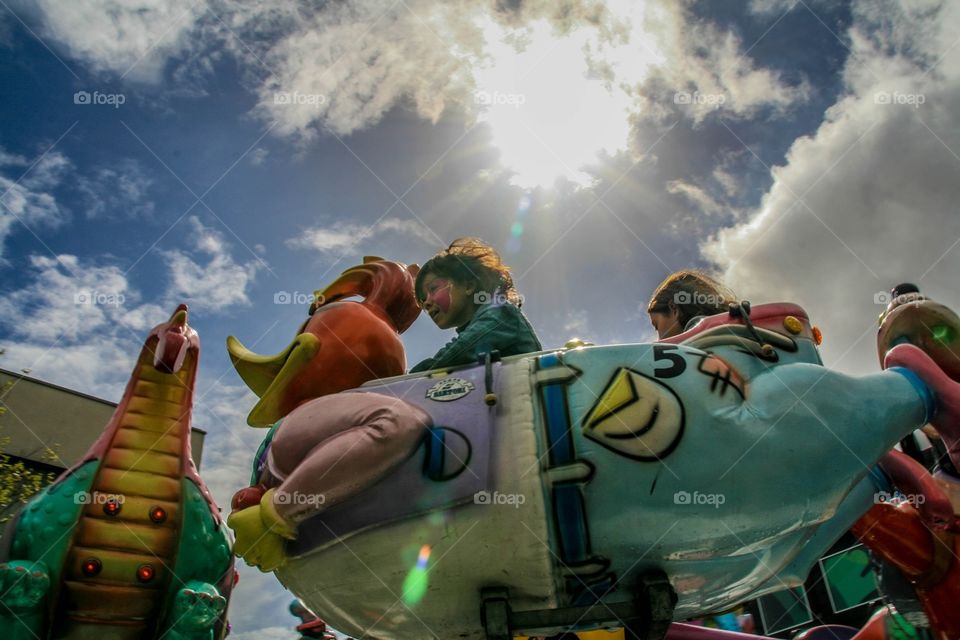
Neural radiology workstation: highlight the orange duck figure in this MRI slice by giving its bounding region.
[227,256,421,428]
[226,257,430,571]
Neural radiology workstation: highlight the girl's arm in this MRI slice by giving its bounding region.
[409,305,523,373]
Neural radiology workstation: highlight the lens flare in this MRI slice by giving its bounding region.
[401,544,431,607]
[933,325,952,343]
[506,192,533,254]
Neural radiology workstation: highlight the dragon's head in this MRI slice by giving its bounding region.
[146,303,200,377]
[228,257,421,426]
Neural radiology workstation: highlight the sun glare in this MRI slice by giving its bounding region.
[473,5,661,189]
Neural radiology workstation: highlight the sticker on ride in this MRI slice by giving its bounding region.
[425,378,475,402]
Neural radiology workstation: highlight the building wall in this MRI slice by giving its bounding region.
[0,368,205,469]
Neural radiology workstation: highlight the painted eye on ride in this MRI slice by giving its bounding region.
[136,564,156,583]
[103,499,121,516]
[149,506,167,524]
[932,325,953,343]
[582,368,685,461]
[82,558,102,577]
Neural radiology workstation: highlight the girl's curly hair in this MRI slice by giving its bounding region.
[415,237,522,307]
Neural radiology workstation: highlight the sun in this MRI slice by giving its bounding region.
[472,7,661,189]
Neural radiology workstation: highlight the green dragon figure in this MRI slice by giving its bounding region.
[0,304,235,639]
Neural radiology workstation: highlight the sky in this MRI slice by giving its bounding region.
[1,0,959,637]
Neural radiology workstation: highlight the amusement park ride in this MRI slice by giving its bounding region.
[1,261,959,640]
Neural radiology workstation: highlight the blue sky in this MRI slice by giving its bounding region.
[2,0,959,637]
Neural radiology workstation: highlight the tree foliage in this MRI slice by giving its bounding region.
[0,374,60,524]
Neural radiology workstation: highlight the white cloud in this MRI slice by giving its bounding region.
[704,0,960,375]
[20,1,809,188]
[712,164,742,198]
[287,225,356,253]
[247,147,269,166]
[253,0,806,185]
[190,381,263,505]
[76,159,155,219]
[0,253,184,398]
[119,303,170,333]
[255,1,479,139]
[286,217,438,254]
[632,3,810,126]
[0,339,134,401]
[563,309,590,338]
[748,0,799,14]
[0,216,265,392]
[163,216,263,312]
[30,0,205,82]
[667,179,724,216]
[748,0,835,16]
[0,148,71,258]
[0,254,133,343]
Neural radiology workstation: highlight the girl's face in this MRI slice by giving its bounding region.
[650,305,682,339]
[420,272,478,330]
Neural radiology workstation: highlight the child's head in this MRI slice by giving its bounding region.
[647,270,735,339]
[415,238,519,329]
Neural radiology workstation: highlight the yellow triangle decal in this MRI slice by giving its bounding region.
[584,368,637,429]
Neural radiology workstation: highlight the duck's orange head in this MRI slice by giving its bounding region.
[228,257,421,427]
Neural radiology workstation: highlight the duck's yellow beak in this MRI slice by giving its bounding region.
[227,332,320,426]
